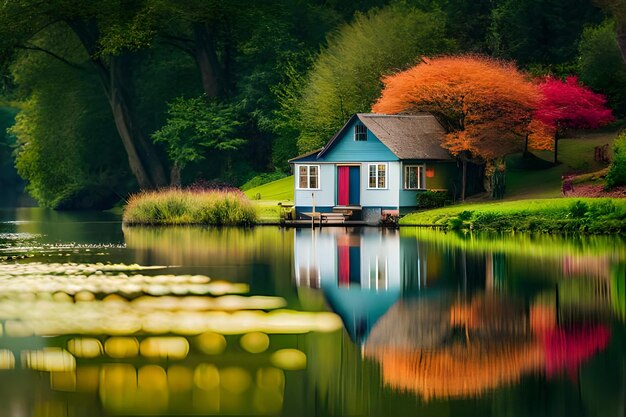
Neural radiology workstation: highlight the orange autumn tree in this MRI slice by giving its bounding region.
[372,55,543,199]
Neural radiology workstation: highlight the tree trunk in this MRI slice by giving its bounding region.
[523,133,533,158]
[554,136,559,164]
[193,23,223,98]
[492,158,506,199]
[170,164,182,187]
[109,55,168,187]
[483,159,495,195]
[67,19,168,190]
[461,159,467,201]
[617,20,626,65]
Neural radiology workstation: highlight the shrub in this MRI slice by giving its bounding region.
[587,199,616,217]
[447,217,465,230]
[568,200,589,218]
[123,188,257,226]
[417,191,451,209]
[457,210,473,221]
[606,132,626,189]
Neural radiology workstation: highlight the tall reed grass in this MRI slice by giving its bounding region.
[123,189,257,226]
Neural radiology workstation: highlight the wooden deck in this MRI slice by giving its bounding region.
[281,219,368,227]
[293,206,365,228]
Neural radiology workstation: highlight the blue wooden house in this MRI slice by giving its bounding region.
[289,113,459,222]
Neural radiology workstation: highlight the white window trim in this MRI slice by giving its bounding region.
[354,123,367,141]
[296,164,321,190]
[404,164,426,190]
[367,163,388,190]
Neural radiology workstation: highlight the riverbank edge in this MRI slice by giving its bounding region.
[398,197,626,234]
[122,189,258,226]
[122,193,626,234]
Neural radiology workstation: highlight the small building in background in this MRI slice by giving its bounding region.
[289,113,460,222]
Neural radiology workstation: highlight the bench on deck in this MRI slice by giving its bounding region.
[301,211,349,226]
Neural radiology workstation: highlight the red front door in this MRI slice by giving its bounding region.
[337,166,349,206]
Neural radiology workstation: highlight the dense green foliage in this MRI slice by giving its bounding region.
[0,0,372,207]
[0,0,621,208]
[400,198,626,233]
[416,190,452,209]
[123,189,257,225]
[152,97,245,184]
[0,107,20,201]
[278,3,454,152]
[578,20,626,116]
[9,32,128,209]
[606,132,626,189]
[489,0,603,68]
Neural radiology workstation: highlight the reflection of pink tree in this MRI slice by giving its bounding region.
[562,255,610,280]
[541,325,611,378]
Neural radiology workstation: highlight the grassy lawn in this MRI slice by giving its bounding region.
[243,176,294,223]
[399,197,626,233]
[236,128,621,227]
[243,176,293,201]
[505,128,618,200]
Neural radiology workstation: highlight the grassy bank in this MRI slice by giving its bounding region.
[123,189,257,226]
[399,198,626,233]
[505,128,618,199]
[243,176,293,201]
[243,176,294,223]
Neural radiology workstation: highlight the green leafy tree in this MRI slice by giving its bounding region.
[606,131,626,189]
[0,106,20,204]
[0,0,170,189]
[578,20,626,116]
[10,31,128,208]
[489,0,603,67]
[152,97,245,186]
[277,3,454,153]
[438,0,495,52]
[595,0,626,64]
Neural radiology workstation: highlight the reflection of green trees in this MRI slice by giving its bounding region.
[123,226,297,302]
[304,329,454,417]
[400,228,626,260]
[13,208,124,245]
[550,264,626,322]
[123,226,292,266]
[611,264,626,319]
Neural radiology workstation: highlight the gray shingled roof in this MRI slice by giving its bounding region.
[290,113,452,163]
[357,113,452,160]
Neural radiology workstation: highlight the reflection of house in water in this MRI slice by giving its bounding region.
[296,229,616,401]
[294,228,430,342]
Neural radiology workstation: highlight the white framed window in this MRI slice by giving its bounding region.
[404,165,425,190]
[354,123,367,141]
[297,165,320,189]
[368,163,387,189]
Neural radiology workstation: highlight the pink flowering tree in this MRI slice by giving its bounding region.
[534,76,614,163]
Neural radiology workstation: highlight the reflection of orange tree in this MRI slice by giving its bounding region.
[365,342,544,401]
[365,296,611,401]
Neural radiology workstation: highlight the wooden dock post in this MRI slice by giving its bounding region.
[311,192,315,229]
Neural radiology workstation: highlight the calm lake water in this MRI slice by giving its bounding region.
[0,207,625,417]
